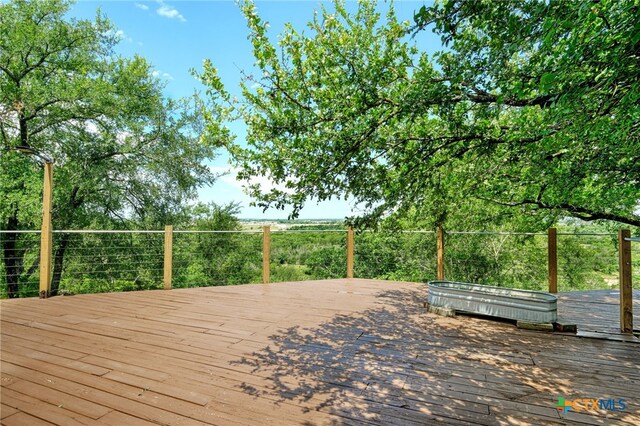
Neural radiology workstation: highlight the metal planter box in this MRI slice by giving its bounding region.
[427,280,557,324]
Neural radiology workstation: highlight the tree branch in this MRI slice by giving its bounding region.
[484,197,640,227]
[24,98,63,121]
[455,88,557,108]
[0,63,18,83]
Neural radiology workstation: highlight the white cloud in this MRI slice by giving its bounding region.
[156,1,186,22]
[135,3,149,11]
[210,166,292,194]
[106,29,132,43]
[152,70,174,80]
[114,29,132,43]
[203,165,360,219]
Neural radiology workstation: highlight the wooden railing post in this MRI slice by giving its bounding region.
[548,228,558,293]
[163,225,173,290]
[263,226,271,284]
[347,227,354,279]
[39,161,53,298]
[436,224,445,280]
[619,229,632,333]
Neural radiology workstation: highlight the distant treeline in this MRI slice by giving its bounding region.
[2,218,634,298]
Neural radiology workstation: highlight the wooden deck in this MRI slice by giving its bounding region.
[557,289,640,341]
[1,279,639,425]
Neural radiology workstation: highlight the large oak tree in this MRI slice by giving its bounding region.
[1,0,226,297]
[200,0,639,229]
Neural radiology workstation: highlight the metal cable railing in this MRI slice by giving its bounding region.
[172,231,263,288]
[0,230,41,298]
[53,231,164,294]
[1,228,636,298]
[271,230,346,282]
[444,232,548,290]
[355,231,436,282]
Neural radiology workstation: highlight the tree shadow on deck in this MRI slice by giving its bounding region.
[231,287,640,425]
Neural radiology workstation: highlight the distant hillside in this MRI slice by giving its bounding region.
[240,219,345,230]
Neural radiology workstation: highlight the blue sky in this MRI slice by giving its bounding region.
[69,0,437,219]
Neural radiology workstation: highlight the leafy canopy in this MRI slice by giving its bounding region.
[1,0,226,228]
[199,0,639,228]
[0,0,228,296]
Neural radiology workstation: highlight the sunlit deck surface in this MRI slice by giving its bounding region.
[557,289,640,341]
[1,279,639,425]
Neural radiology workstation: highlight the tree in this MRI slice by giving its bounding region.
[410,0,640,225]
[1,0,226,297]
[199,0,639,229]
[49,202,247,295]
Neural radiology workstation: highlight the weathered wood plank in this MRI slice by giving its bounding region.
[548,227,558,293]
[1,387,94,425]
[94,410,159,426]
[619,229,633,333]
[1,279,639,426]
[7,379,112,420]
[1,412,54,426]
[0,403,20,420]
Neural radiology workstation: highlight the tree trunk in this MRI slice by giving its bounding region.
[1,101,30,297]
[50,234,70,296]
[50,186,83,295]
[2,210,22,298]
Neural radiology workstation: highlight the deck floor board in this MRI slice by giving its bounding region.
[1,279,639,425]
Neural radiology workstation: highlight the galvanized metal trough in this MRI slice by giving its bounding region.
[427,280,557,324]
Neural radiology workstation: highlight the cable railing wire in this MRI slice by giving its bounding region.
[1,228,636,298]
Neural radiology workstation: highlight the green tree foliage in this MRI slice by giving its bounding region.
[45,203,257,295]
[411,0,640,226]
[56,231,165,295]
[1,219,627,298]
[198,0,639,229]
[354,232,435,282]
[173,203,263,287]
[273,230,346,280]
[0,0,226,297]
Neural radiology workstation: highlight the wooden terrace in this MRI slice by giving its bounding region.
[1,279,639,425]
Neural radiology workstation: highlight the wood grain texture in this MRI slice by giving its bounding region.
[164,225,173,290]
[436,225,445,281]
[39,162,53,298]
[262,226,271,285]
[346,228,354,279]
[619,230,633,333]
[1,279,638,425]
[548,228,558,294]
